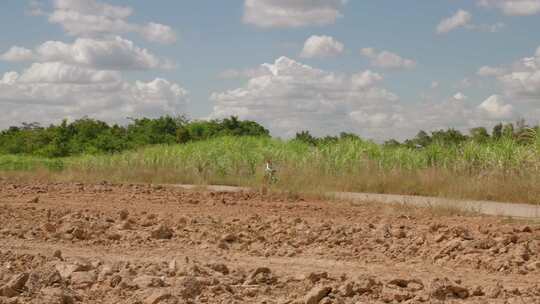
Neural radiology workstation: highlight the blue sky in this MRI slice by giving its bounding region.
[1,0,540,140]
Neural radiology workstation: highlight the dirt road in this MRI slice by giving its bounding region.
[0,181,539,303]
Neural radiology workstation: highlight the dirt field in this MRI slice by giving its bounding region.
[0,181,538,304]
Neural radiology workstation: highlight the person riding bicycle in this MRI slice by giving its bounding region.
[264,159,278,184]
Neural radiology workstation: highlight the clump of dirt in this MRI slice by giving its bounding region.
[2,250,537,304]
[0,181,539,303]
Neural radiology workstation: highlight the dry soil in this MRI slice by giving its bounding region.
[0,180,538,303]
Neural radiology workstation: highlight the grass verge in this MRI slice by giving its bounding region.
[1,136,540,206]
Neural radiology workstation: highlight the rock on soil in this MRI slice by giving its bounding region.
[0,273,29,298]
[430,278,469,300]
[133,275,165,288]
[304,286,332,304]
[179,276,203,299]
[0,181,539,304]
[70,271,97,289]
[40,287,75,304]
[151,224,174,239]
[144,290,172,304]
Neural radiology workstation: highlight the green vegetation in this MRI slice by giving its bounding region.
[0,154,65,171]
[0,116,269,157]
[71,132,540,177]
[1,117,540,204]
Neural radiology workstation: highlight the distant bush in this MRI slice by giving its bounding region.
[1,115,539,160]
[0,116,269,157]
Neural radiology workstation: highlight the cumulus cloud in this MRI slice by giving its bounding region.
[140,23,177,45]
[436,9,504,34]
[493,46,540,100]
[351,70,384,88]
[0,46,35,62]
[1,37,172,70]
[300,35,344,59]
[360,48,416,69]
[478,0,540,16]
[0,71,188,129]
[1,72,20,85]
[477,95,515,119]
[478,65,506,76]
[211,56,400,138]
[453,92,468,100]
[0,0,186,129]
[436,10,472,34]
[218,67,270,79]
[16,62,121,84]
[210,57,511,140]
[243,0,346,28]
[48,0,177,44]
[500,71,540,98]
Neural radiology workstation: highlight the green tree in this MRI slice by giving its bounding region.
[46,120,72,157]
[492,123,503,140]
[339,132,361,141]
[405,130,431,148]
[470,127,490,143]
[502,123,514,139]
[431,129,467,146]
[383,139,401,147]
[0,115,269,157]
[176,127,191,143]
[295,130,318,146]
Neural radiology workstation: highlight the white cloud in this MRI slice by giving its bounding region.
[0,0,186,130]
[453,92,468,100]
[409,96,515,134]
[300,35,344,58]
[495,46,540,100]
[2,37,171,70]
[17,62,121,84]
[140,23,177,45]
[478,95,515,119]
[243,0,346,28]
[500,70,540,97]
[211,56,400,138]
[478,65,506,76]
[0,46,35,62]
[431,81,440,89]
[53,0,132,18]
[351,70,384,88]
[210,57,511,140]
[360,48,416,69]
[0,72,188,129]
[1,72,20,85]
[436,10,472,34]
[436,9,504,34]
[478,0,540,16]
[48,0,177,44]
[218,67,270,79]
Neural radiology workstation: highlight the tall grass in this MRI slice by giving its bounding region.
[2,135,540,204]
[0,154,65,171]
[71,135,540,174]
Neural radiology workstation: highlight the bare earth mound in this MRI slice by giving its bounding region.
[0,181,538,303]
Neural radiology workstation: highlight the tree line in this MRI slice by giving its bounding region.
[293,119,540,147]
[1,116,539,158]
[0,116,269,157]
